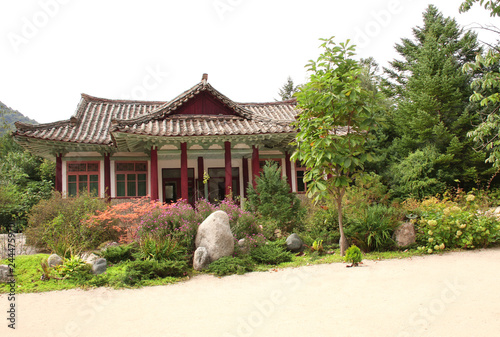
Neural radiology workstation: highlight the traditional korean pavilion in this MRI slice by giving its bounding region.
[13,74,308,204]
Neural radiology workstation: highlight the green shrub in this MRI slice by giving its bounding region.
[344,245,363,265]
[302,201,341,245]
[99,244,137,264]
[246,161,305,237]
[25,192,116,257]
[121,259,188,286]
[56,256,93,283]
[207,256,255,276]
[136,236,186,262]
[346,204,400,252]
[388,146,448,199]
[250,240,293,265]
[415,196,500,253]
[136,200,200,257]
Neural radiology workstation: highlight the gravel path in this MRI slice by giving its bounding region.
[1,248,500,337]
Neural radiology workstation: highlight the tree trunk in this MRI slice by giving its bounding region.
[337,190,349,256]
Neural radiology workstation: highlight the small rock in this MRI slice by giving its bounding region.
[47,254,63,268]
[0,265,13,283]
[394,222,416,247]
[238,239,250,254]
[92,258,107,275]
[81,252,100,265]
[193,247,211,271]
[286,233,304,253]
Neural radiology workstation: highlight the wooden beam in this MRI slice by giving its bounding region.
[104,153,111,201]
[285,151,292,192]
[181,142,188,201]
[242,157,249,198]
[55,154,63,193]
[150,147,158,200]
[225,141,232,197]
[252,146,260,188]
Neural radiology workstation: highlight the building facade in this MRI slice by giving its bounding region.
[13,74,307,204]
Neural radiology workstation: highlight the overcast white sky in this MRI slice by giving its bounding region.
[0,0,497,124]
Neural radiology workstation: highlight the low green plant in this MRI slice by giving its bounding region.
[346,204,399,252]
[121,259,188,286]
[302,201,342,246]
[250,240,293,265]
[56,256,92,283]
[99,243,137,264]
[415,196,500,253]
[207,256,255,276]
[136,236,186,262]
[344,245,363,267]
[311,239,324,254]
[38,258,62,281]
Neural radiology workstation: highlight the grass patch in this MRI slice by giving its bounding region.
[0,254,79,293]
[0,248,429,293]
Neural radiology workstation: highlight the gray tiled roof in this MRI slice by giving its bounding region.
[14,80,299,148]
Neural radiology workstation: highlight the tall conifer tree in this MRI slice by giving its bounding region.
[381,5,492,197]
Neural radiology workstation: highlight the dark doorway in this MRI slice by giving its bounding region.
[162,168,195,204]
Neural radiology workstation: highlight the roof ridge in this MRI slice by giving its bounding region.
[80,93,168,105]
[14,119,72,131]
[237,98,297,106]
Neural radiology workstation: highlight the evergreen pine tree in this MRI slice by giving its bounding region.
[277,76,299,101]
[381,5,493,196]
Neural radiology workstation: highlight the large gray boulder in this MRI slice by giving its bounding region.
[0,265,13,283]
[195,210,234,262]
[47,254,63,268]
[394,222,416,247]
[286,233,304,253]
[92,258,107,275]
[193,247,211,271]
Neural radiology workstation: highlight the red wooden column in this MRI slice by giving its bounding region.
[252,146,260,188]
[224,141,232,197]
[181,142,188,201]
[197,156,204,181]
[198,156,204,199]
[104,153,111,201]
[55,154,63,193]
[285,151,292,192]
[242,157,249,198]
[150,146,158,201]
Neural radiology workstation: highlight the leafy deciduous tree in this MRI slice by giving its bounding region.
[292,37,379,255]
[461,1,500,173]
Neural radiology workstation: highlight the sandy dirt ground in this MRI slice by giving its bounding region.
[1,248,500,337]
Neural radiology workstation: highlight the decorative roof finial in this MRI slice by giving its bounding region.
[202,73,208,84]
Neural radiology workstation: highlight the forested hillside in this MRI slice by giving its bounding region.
[0,101,37,135]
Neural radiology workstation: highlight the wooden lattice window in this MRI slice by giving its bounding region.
[116,162,148,197]
[67,162,100,197]
[295,166,307,193]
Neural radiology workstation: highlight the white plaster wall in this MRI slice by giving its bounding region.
[62,160,67,196]
[110,160,116,198]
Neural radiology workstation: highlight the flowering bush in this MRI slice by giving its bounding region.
[415,196,500,253]
[86,197,161,243]
[133,199,262,261]
[135,200,200,259]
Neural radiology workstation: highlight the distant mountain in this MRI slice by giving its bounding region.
[0,101,38,135]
